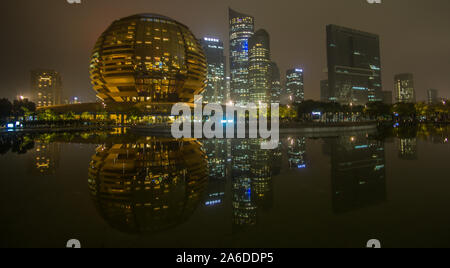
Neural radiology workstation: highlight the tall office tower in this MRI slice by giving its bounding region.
[248,29,271,104]
[285,68,304,104]
[427,89,439,105]
[326,25,382,105]
[31,69,62,107]
[199,37,226,104]
[394,73,415,103]
[270,62,282,103]
[229,8,254,105]
[382,91,393,105]
[320,80,330,102]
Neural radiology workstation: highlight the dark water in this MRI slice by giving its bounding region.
[1,126,449,248]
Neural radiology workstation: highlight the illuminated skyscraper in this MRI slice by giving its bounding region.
[286,68,304,104]
[31,69,62,107]
[248,29,271,104]
[427,89,439,105]
[270,62,282,103]
[200,37,226,104]
[394,73,415,103]
[229,8,254,105]
[326,25,382,105]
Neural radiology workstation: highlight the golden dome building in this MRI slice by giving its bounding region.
[90,14,207,104]
[88,137,208,234]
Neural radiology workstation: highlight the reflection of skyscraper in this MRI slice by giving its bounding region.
[382,91,393,105]
[394,74,415,103]
[231,139,276,231]
[29,141,61,175]
[326,134,386,213]
[88,138,208,234]
[287,137,307,169]
[200,37,226,104]
[248,29,271,104]
[202,139,228,207]
[249,140,274,210]
[399,138,418,160]
[286,68,304,104]
[31,69,62,107]
[229,8,254,104]
[326,25,382,105]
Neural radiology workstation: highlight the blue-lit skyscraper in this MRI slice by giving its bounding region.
[285,68,305,104]
[200,37,226,104]
[229,8,254,105]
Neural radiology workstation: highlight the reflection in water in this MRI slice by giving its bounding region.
[88,138,208,234]
[202,139,228,207]
[325,134,387,214]
[399,138,418,160]
[0,134,34,155]
[29,141,61,175]
[230,139,278,231]
[286,137,307,169]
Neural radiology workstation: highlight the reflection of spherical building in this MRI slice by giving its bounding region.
[90,14,207,103]
[88,138,208,234]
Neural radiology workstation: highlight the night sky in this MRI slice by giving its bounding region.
[1,0,449,102]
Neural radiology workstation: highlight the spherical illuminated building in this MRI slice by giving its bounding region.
[88,137,208,234]
[90,14,207,104]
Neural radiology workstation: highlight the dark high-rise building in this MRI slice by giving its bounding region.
[326,25,382,105]
[31,69,62,107]
[394,73,415,103]
[427,89,439,105]
[320,80,330,102]
[382,91,393,105]
[248,29,271,104]
[200,37,226,104]
[229,8,254,105]
[285,68,305,104]
[270,62,282,103]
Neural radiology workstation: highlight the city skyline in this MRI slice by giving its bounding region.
[1,0,449,103]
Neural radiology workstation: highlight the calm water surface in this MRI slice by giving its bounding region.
[1,126,449,248]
